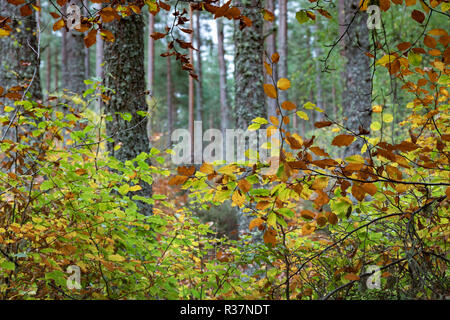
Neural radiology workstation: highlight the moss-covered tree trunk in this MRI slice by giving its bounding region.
[104,11,152,216]
[234,0,265,130]
[342,0,372,157]
[234,0,265,244]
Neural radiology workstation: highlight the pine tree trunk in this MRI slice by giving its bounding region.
[95,3,104,113]
[194,11,203,124]
[216,18,228,134]
[342,0,372,157]
[104,10,152,216]
[62,1,85,95]
[167,55,174,148]
[46,46,52,98]
[277,0,288,104]
[265,0,277,119]
[147,12,154,139]
[188,5,195,163]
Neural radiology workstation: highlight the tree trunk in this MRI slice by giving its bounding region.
[217,18,228,134]
[46,46,52,98]
[234,0,265,129]
[167,55,174,148]
[147,12,154,138]
[188,5,195,162]
[194,11,203,124]
[277,0,288,104]
[342,0,372,157]
[95,3,104,113]
[62,1,86,95]
[265,0,277,119]
[0,0,42,103]
[104,10,152,216]
[311,24,323,122]
[234,0,265,243]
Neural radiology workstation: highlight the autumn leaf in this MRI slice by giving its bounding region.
[277,78,291,90]
[263,227,277,245]
[84,29,97,48]
[151,32,167,40]
[281,101,296,111]
[232,190,245,207]
[249,218,264,231]
[263,84,277,99]
[331,134,355,147]
[411,10,425,23]
[343,273,360,281]
[53,19,65,32]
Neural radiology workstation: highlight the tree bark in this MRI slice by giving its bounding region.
[167,55,174,148]
[265,0,277,119]
[277,0,288,104]
[194,10,203,124]
[216,18,228,134]
[234,0,265,129]
[104,10,152,216]
[234,0,265,244]
[342,0,372,157]
[62,1,86,95]
[188,5,195,162]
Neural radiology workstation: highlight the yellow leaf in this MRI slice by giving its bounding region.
[232,190,246,207]
[277,78,291,90]
[109,254,125,262]
[376,54,397,66]
[296,111,309,120]
[129,185,142,192]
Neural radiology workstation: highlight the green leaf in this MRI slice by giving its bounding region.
[296,10,309,24]
[1,261,15,271]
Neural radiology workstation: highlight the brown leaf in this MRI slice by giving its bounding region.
[314,121,333,128]
[411,10,425,24]
[20,5,32,17]
[238,179,251,193]
[331,134,355,147]
[168,175,188,186]
[263,227,277,245]
[151,32,167,40]
[84,29,97,48]
[343,273,360,281]
[177,165,196,176]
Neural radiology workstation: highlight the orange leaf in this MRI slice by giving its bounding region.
[281,101,296,111]
[263,84,277,99]
[249,218,264,231]
[53,19,65,32]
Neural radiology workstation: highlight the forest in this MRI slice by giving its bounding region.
[0,0,449,302]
